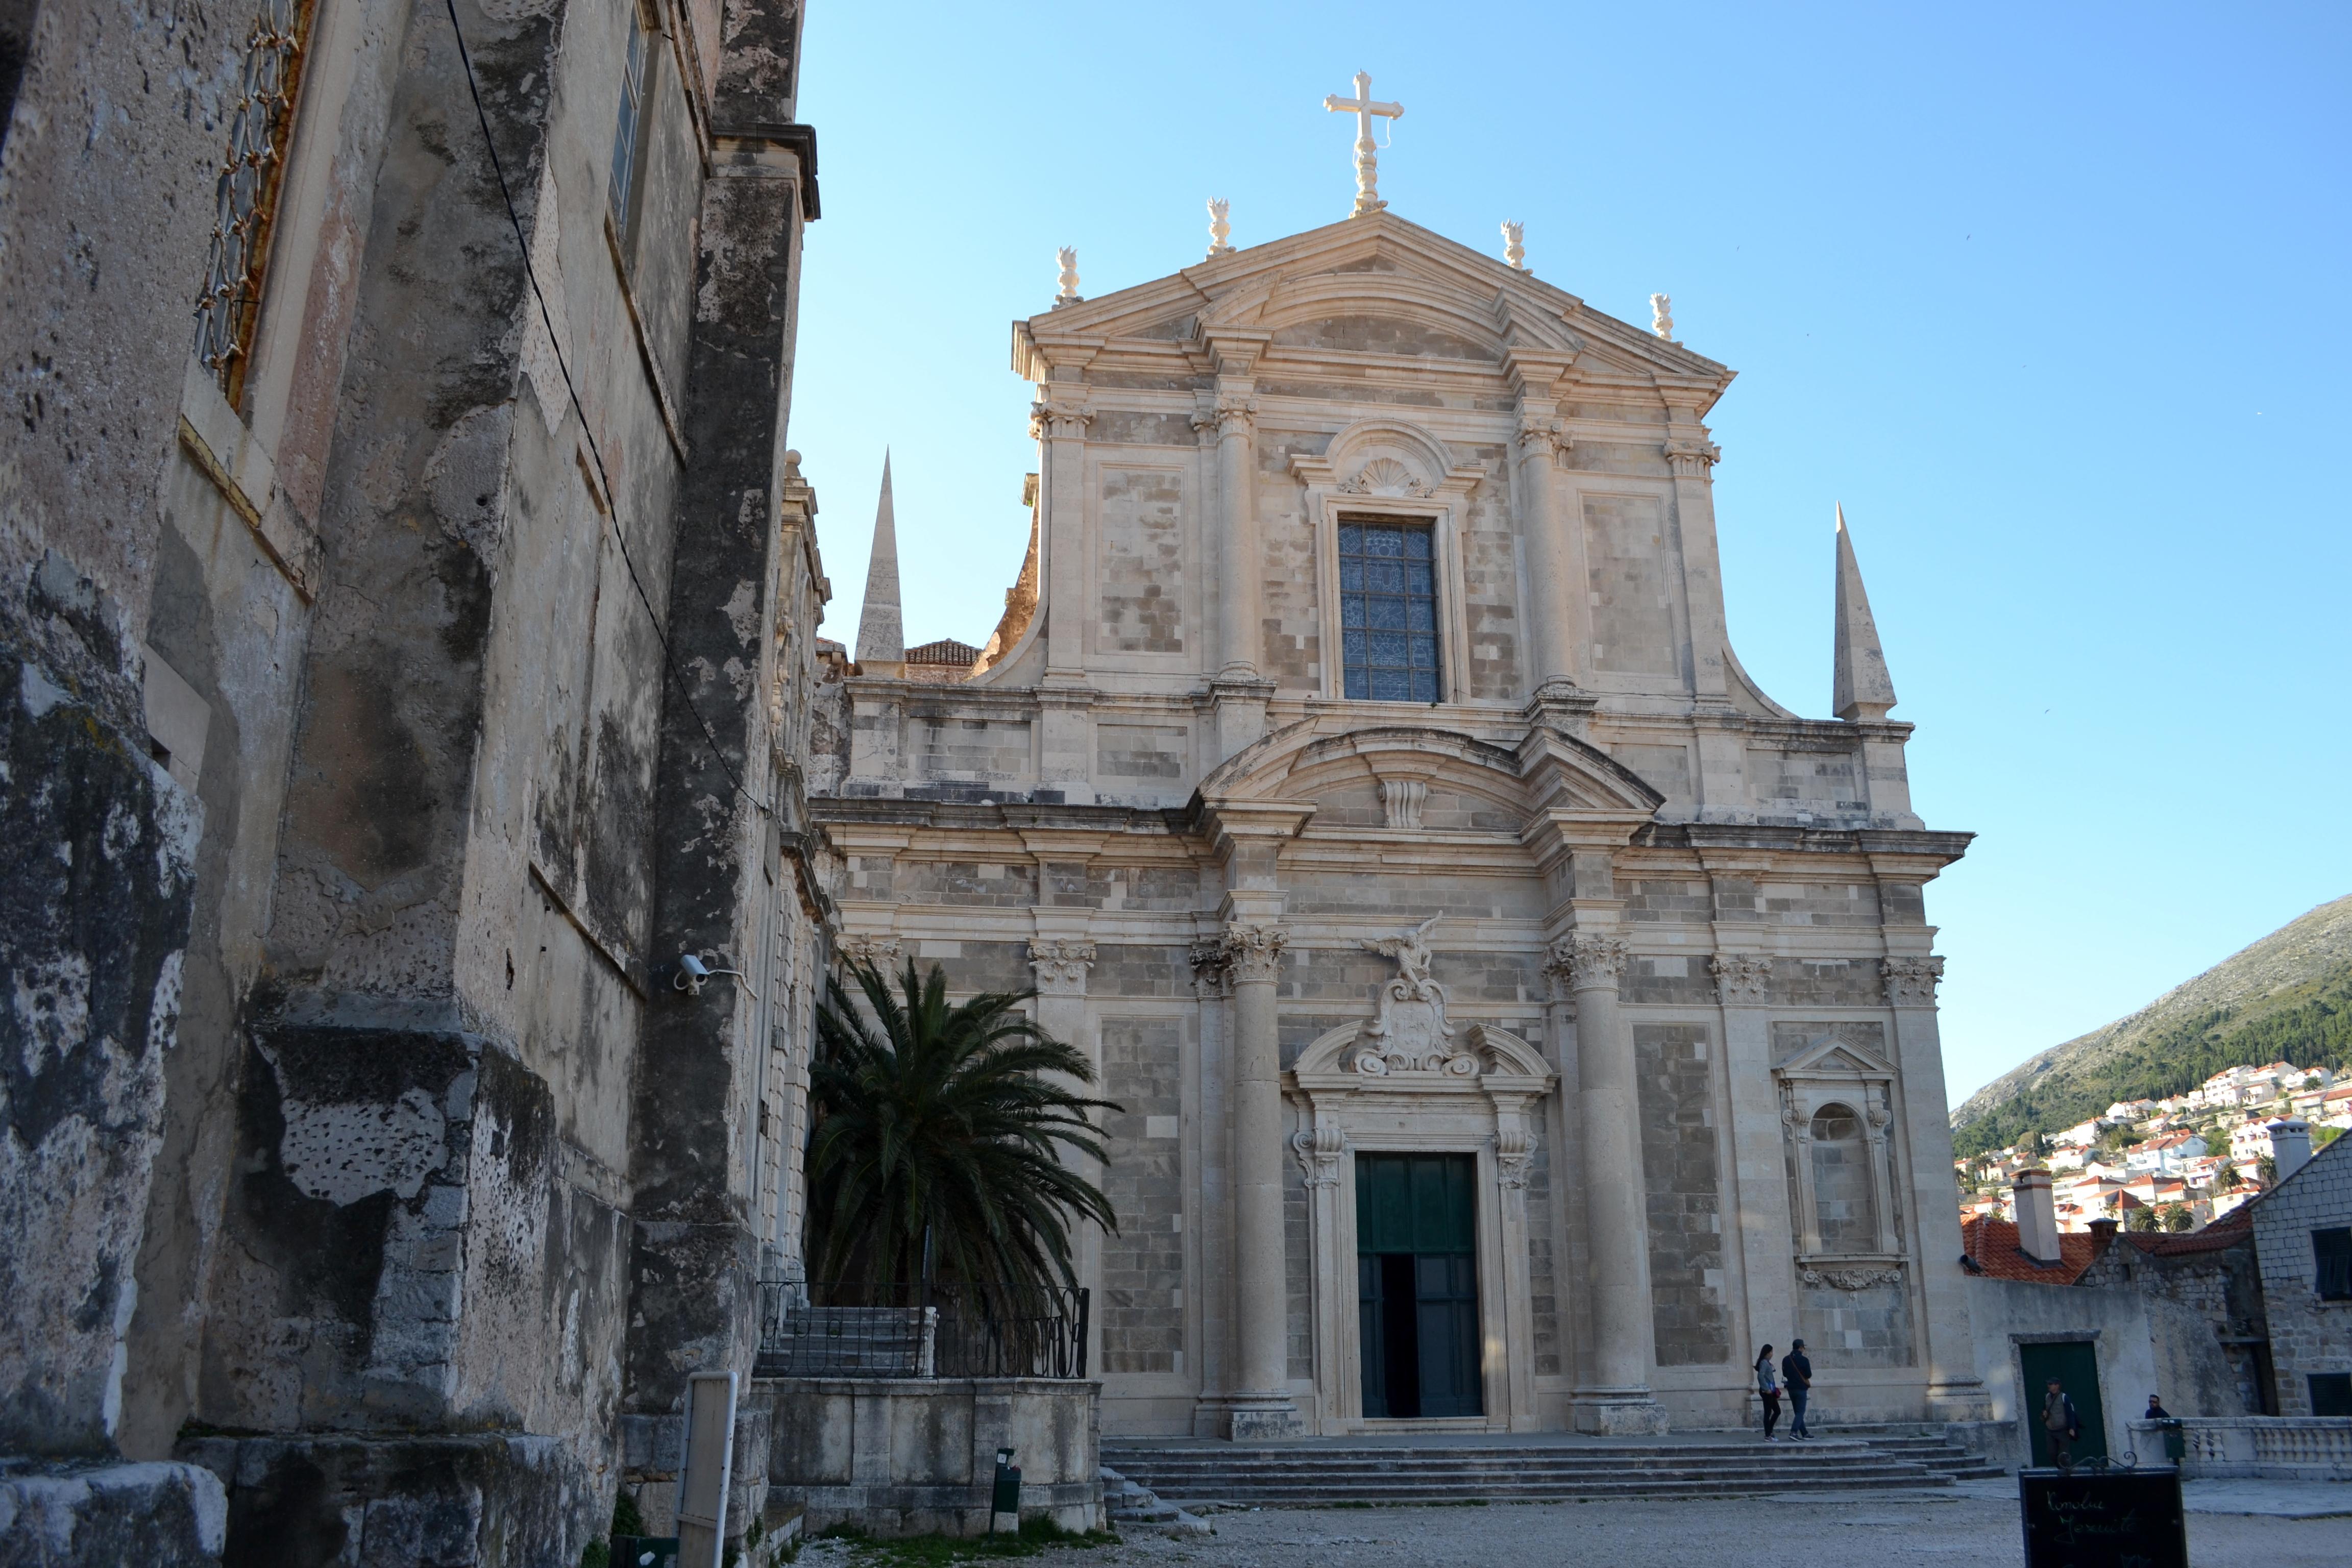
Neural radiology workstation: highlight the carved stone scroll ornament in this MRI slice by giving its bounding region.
[1349,917,1477,1076]
[1516,413,1563,458]
[1028,389,1094,442]
[1495,1126,1534,1189]
[1663,436,1720,478]
[1881,955,1945,1009]
[1027,939,1096,997]
[1220,922,1287,984]
[1212,393,1258,438]
[837,935,902,974]
[1377,777,1427,830]
[1291,1125,1344,1188]
[1800,1266,1904,1291]
[1187,939,1231,998]
[1555,933,1630,993]
[1710,953,1772,1007]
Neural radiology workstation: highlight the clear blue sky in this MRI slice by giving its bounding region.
[785,2,2351,1102]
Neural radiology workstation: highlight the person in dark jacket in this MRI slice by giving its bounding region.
[2043,1378,2082,1466]
[1782,1340,1814,1439]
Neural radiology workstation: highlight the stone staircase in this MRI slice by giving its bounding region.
[1101,1431,2004,1509]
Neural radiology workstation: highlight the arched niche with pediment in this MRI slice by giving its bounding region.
[1773,1023,1906,1268]
[1284,1014,1557,1434]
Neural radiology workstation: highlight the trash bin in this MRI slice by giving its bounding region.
[990,1447,1022,1535]
[2158,1419,2185,1462]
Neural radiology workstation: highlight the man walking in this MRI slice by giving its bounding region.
[1781,1339,1814,1440]
[2043,1378,2082,1467]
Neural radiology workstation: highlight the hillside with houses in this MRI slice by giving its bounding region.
[1957,1058,2349,1234]
[1952,894,2352,1160]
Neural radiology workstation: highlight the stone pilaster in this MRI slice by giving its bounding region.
[1709,948,1793,1375]
[1662,413,1730,705]
[1879,950,1990,1420]
[1031,382,1093,682]
[1558,929,1670,1434]
[1028,933,1099,1372]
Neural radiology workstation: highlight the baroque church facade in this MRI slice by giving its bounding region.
[812,209,1990,1438]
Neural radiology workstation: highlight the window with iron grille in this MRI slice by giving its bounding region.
[608,4,651,225]
[2315,1226,2351,1301]
[192,0,318,405]
[1337,520,1441,701]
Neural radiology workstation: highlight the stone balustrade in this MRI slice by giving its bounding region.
[2130,1417,2352,1480]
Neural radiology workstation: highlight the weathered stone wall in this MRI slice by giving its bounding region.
[1100,1017,1185,1374]
[2075,1235,2267,1416]
[1633,1022,1730,1365]
[1,1,827,1560]
[2251,1135,2352,1416]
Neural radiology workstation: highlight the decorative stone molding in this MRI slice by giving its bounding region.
[1028,390,1093,441]
[1377,777,1427,830]
[837,934,901,973]
[1496,1126,1535,1189]
[1212,393,1257,437]
[1710,953,1772,1007]
[1663,436,1720,478]
[1540,945,1579,1007]
[1187,939,1231,998]
[1800,1265,1904,1291]
[1351,917,1465,1076]
[1027,939,1096,997]
[1291,1125,1344,1188]
[1220,923,1287,984]
[1882,955,1945,1008]
[1335,456,1430,497]
[1516,413,1564,457]
[1555,933,1630,993]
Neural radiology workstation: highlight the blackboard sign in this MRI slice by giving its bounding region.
[2019,1467,2187,1568]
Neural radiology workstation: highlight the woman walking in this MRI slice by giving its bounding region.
[1754,1343,1783,1442]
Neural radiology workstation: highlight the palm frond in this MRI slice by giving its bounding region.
[803,958,1122,1303]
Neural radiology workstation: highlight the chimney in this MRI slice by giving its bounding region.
[2014,1169,2063,1264]
[2270,1118,2313,1184]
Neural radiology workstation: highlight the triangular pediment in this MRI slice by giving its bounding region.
[1013,212,1733,401]
[1774,1023,1893,1076]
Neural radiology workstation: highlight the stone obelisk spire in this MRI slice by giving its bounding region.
[1831,504,1897,721]
[855,451,904,674]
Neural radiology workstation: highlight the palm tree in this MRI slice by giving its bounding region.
[802,959,1119,1307]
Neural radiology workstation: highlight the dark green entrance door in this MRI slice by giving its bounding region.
[1355,1153,1482,1418]
[2019,1340,2108,1466]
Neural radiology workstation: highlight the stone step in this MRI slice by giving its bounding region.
[1102,1437,1958,1506]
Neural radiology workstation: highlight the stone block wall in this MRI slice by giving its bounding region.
[1634,1023,1730,1365]
[2251,1137,2352,1416]
[1100,1018,1185,1375]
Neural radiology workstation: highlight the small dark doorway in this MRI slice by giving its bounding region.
[1355,1153,1481,1418]
[2019,1340,2108,1466]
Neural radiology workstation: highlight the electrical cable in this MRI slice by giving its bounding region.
[442,0,768,817]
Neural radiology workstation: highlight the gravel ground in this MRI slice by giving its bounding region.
[800,1494,2347,1568]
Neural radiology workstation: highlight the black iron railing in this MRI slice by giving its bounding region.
[756,1280,1089,1381]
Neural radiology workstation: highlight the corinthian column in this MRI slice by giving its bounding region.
[1513,406,1580,694]
[1223,920,1300,1438]
[1213,391,1259,682]
[1558,931,1669,1434]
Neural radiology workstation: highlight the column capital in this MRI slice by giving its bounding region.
[1028,938,1097,997]
[837,934,901,974]
[1222,922,1288,984]
[1212,391,1258,436]
[1027,388,1094,440]
[1551,933,1629,993]
[1882,954,1945,1008]
[1663,436,1720,478]
[1710,952,1772,1007]
[1515,411,1565,457]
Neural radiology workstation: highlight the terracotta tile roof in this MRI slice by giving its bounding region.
[905,637,981,666]
[1959,1217,2102,1283]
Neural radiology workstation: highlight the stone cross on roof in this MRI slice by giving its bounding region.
[1323,70,1402,217]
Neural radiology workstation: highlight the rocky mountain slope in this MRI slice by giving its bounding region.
[1950,894,2352,1156]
